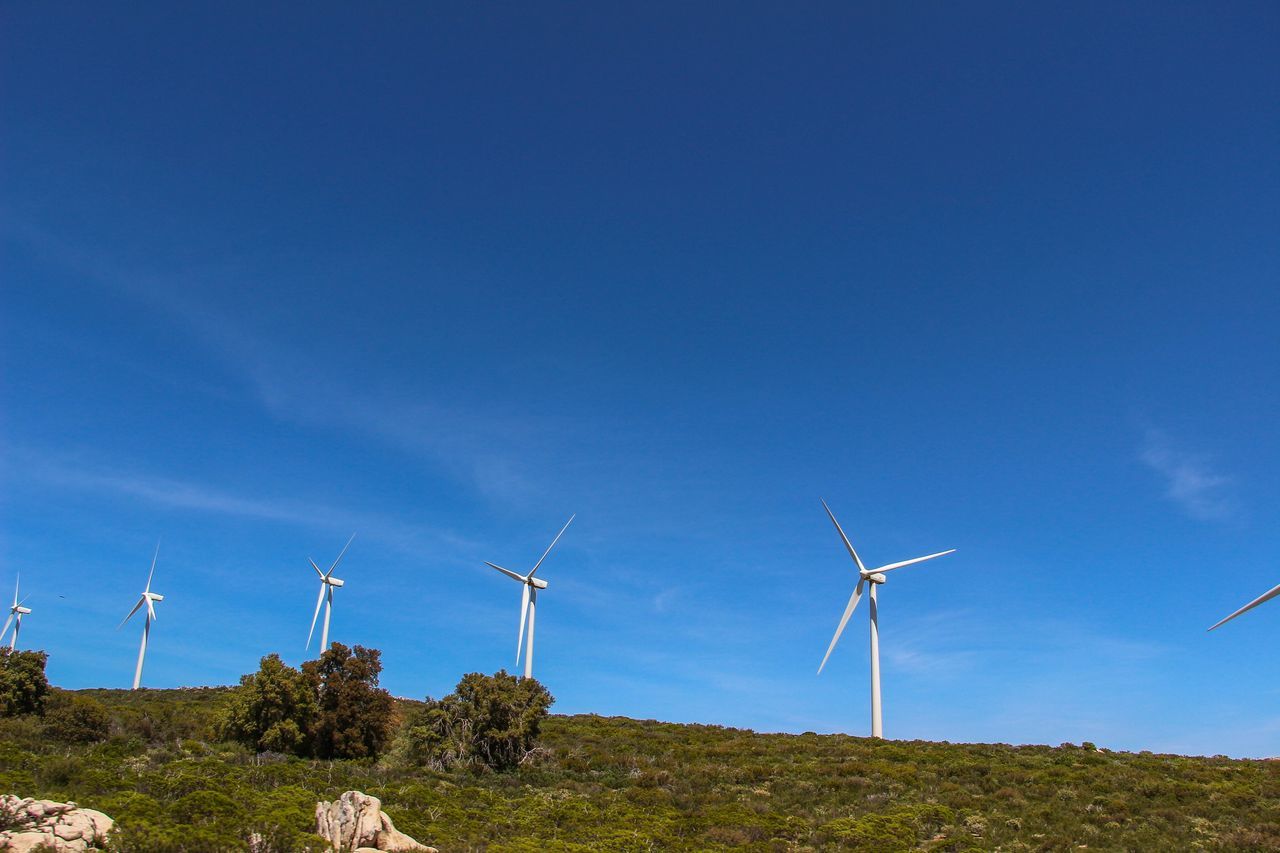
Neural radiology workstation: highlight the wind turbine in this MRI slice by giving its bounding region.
[1209,580,1280,631]
[485,514,574,680]
[120,544,164,690]
[815,500,955,738]
[1,577,32,651]
[307,533,354,654]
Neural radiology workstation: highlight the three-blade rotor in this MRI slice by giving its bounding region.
[120,543,164,629]
[485,514,575,666]
[1,576,30,644]
[307,533,355,650]
[816,500,955,674]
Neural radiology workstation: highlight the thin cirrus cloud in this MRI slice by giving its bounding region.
[1140,430,1236,522]
[15,449,479,560]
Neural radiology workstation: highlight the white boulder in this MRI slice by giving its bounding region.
[0,795,114,852]
[315,790,436,853]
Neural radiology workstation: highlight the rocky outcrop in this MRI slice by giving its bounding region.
[315,790,437,853]
[0,795,114,852]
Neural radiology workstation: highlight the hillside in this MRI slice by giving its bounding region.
[1,687,1278,851]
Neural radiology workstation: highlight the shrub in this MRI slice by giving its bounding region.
[0,648,49,717]
[301,643,394,760]
[43,692,110,743]
[218,654,317,755]
[405,670,554,771]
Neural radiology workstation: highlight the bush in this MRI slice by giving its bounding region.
[301,643,393,760]
[405,670,554,771]
[218,654,317,755]
[43,692,110,744]
[0,648,49,717]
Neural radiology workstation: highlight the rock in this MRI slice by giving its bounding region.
[0,795,114,851]
[315,790,437,852]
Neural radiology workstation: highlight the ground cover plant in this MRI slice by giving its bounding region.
[0,657,1278,850]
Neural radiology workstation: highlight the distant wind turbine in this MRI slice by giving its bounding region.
[120,543,164,690]
[485,515,574,679]
[816,500,955,738]
[1,577,32,651]
[1209,580,1280,631]
[307,534,354,654]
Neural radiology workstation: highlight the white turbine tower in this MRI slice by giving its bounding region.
[307,534,354,654]
[816,500,955,738]
[1,577,32,651]
[485,514,574,680]
[120,544,164,690]
[1209,580,1280,631]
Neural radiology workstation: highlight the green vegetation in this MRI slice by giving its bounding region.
[218,645,395,760]
[0,648,50,716]
[404,669,554,771]
[0,660,1278,850]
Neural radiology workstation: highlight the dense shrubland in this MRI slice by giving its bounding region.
[1,648,1279,850]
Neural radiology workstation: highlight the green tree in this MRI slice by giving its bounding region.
[405,670,554,770]
[0,648,49,717]
[219,654,318,755]
[302,643,393,760]
[42,691,110,743]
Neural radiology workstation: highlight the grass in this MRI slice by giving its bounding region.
[1,687,1278,850]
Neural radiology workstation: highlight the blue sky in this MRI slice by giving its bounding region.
[2,3,1279,756]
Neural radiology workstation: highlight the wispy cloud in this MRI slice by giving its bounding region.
[15,449,479,559]
[1139,430,1236,521]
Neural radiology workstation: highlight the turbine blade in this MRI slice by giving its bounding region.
[874,549,957,574]
[818,579,865,675]
[309,558,325,579]
[307,583,326,648]
[1209,581,1280,631]
[119,596,145,629]
[0,613,12,643]
[485,561,528,583]
[516,582,530,666]
[326,533,356,578]
[12,576,18,608]
[146,541,160,593]
[821,500,867,573]
[146,597,157,622]
[529,514,575,578]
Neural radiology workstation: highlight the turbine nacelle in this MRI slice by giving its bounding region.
[13,607,31,616]
[144,592,164,602]
[865,573,887,584]
[325,576,345,588]
[529,577,549,590]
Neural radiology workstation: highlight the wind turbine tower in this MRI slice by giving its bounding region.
[120,544,165,690]
[485,514,574,679]
[816,500,955,738]
[1,577,32,651]
[307,534,354,654]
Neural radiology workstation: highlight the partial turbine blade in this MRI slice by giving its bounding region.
[119,596,145,629]
[1209,581,1280,631]
[145,542,160,593]
[516,582,531,666]
[874,549,957,574]
[485,561,528,583]
[306,583,326,649]
[821,500,867,573]
[0,613,12,643]
[818,578,865,675]
[529,514,575,578]
[309,558,325,579]
[145,597,157,622]
[326,533,356,579]
[12,576,18,608]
